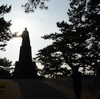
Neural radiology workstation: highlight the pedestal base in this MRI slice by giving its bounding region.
[13,61,37,78]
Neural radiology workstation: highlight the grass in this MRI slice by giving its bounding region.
[0,81,6,96]
[0,90,4,96]
[0,81,5,89]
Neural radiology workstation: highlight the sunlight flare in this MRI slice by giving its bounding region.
[11,18,30,35]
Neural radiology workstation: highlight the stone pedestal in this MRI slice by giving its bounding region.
[13,61,37,78]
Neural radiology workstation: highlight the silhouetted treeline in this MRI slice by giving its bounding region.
[0,57,12,78]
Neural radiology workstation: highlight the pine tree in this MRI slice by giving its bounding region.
[36,0,100,77]
[0,5,12,50]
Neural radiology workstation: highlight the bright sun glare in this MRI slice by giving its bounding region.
[11,18,30,35]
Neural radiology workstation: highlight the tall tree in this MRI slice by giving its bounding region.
[0,5,12,50]
[67,0,100,73]
[36,0,100,77]
[84,0,100,72]
[41,21,88,74]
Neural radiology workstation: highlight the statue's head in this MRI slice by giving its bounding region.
[25,28,27,31]
[21,27,30,45]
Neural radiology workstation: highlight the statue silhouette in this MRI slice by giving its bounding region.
[13,28,37,78]
[21,28,30,46]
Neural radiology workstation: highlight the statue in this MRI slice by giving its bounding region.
[21,28,30,46]
[13,28,37,78]
[12,28,30,46]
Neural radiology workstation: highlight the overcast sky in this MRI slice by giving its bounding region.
[0,0,70,67]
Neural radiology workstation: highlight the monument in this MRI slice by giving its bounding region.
[13,28,37,78]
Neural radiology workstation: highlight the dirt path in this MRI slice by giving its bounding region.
[0,78,96,99]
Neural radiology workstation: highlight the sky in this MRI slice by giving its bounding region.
[0,0,70,68]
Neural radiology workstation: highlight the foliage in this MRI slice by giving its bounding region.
[36,0,100,77]
[36,44,65,78]
[67,0,100,72]
[0,67,11,77]
[0,57,12,77]
[38,67,71,78]
[22,0,49,13]
[83,0,100,71]
[0,5,11,17]
[0,57,12,67]
[0,5,12,50]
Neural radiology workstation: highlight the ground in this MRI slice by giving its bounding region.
[0,78,97,99]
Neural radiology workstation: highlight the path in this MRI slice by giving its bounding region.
[0,78,96,99]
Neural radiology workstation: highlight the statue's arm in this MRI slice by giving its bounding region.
[12,32,22,38]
